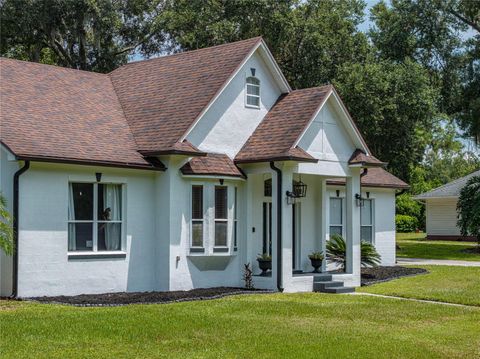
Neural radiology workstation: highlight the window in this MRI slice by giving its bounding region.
[191,185,204,247]
[214,186,228,247]
[246,76,260,108]
[233,187,238,250]
[329,197,343,237]
[361,199,374,243]
[68,183,123,252]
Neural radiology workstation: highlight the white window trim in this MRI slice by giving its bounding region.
[190,184,205,249]
[67,182,125,254]
[361,198,375,244]
[329,197,345,238]
[245,76,261,109]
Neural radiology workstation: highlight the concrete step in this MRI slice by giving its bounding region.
[313,281,344,291]
[320,286,356,294]
[313,274,333,282]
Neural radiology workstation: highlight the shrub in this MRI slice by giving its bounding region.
[257,253,272,261]
[308,251,324,260]
[395,214,418,233]
[396,193,424,230]
[242,263,254,289]
[326,234,381,270]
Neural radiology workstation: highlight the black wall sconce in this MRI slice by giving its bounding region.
[219,179,224,185]
[355,193,365,207]
[250,68,256,76]
[95,172,102,182]
[286,178,307,204]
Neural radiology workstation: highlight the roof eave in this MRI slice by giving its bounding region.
[235,156,319,164]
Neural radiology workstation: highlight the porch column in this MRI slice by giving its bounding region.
[345,169,361,283]
[319,178,328,272]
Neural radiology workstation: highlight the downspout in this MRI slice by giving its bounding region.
[269,162,283,292]
[11,160,30,298]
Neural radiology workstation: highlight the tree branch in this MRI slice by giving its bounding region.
[448,8,480,33]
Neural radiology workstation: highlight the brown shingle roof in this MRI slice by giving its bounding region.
[181,153,245,178]
[0,58,161,170]
[235,86,331,163]
[327,167,409,189]
[110,37,262,154]
[348,149,386,167]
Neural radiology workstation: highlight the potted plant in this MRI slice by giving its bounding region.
[256,253,272,276]
[308,251,324,273]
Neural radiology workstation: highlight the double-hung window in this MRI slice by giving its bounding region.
[245,76,260,108]
[68,183,123,252]
[214,186,228,247]
[191,185,204,248]
[361,199,374,243]
[233,187,238,251]
[329,197,344,237]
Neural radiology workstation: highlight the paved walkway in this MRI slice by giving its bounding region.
[397,258,480,267]
[353,292,477,308]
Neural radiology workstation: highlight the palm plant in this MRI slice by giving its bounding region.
[326,234,381,270]
[0,192,14,255]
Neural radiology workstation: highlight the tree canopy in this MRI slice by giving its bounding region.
[1,0,478,188]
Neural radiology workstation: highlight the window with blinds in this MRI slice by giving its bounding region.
[191,185,204,247]
[215,186,228,247]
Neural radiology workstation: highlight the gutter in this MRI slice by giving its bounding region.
[11,160,30,298]
[269,162,283,292]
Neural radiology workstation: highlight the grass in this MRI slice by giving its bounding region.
[396,232,480,261]
[359,265,480,306]
[1,293,480,359]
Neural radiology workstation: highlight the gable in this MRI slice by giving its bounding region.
[185,45,287,158]
[297,98,357,162]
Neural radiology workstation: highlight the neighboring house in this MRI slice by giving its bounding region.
[0,37,408,297]
[415,170,480,241]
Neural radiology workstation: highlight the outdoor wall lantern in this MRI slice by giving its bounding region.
[286,178,307,204]
[95,172,102,182]
[355,193,365,207]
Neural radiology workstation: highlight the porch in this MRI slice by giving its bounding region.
[244,162,362,292]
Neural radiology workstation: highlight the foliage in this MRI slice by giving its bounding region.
[326,234,381,269]
[0,192,14,256]
[395,193,424,229]
[395,215,418,233]
[308,251,324,261]
[242,263,254,289]
[457,176,480,246]
[257,253,272,261]
[0,0,166,72]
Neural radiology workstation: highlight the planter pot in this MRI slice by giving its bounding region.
[257,259,272,276]
[309,258,323,273]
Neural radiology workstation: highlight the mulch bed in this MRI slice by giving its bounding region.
[361,266,428,286]
[27,287,268,307]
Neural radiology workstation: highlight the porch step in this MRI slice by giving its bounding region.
[320,286,356,294]
[313,274,333,282]
[313,281,343,291]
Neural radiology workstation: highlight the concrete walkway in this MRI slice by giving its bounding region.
[353,292,478,309]
[397,258,480,267]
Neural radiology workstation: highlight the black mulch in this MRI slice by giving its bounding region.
[361,266,428,286]
[28,287,267,307]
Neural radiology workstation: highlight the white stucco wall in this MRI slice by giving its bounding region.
[186,50,283,158]
[425,198,460,236]
[0,146,19,296]
[15,163,159,297]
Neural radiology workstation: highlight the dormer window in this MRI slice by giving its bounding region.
[246,76,260,108]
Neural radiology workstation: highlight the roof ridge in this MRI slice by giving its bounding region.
[0,57,108,77]
[289,84,333,93]
[110,36,263,74]
[418,169,480,196]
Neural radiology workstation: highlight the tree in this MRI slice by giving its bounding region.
[334,58,438,180]
[457,175,480,249]
[0,192,14,256]
[0,0,166,72]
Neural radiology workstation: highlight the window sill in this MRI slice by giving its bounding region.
[213,247,229,253]
[245,104,261,110]
[68,251,127,260]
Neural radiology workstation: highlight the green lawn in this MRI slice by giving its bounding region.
[396,233,480,261]
[359,265,480,306]
[1,293,479,359]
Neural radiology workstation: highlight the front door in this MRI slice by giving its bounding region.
[262,202,272,256]
[292,203,301,270]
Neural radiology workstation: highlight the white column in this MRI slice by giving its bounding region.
[345,169,361,285]
[280,164,294,290]
[319,178,328,272]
